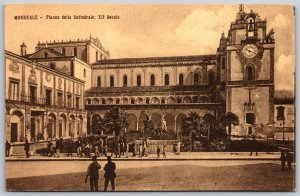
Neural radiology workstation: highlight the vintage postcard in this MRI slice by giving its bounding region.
[4,4,295,191]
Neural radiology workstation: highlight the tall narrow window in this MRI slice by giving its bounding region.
[246,66,253,81]
[194,73,199,85]
[137,75,141,86]
[179,74,184,86]
[83,69,86,77]
[62,48,66,55]
[110,76,114,87]
[97,76,101,87]
[30,86,37,103]
[96,51,98,61]
[123,75,128,87]
[164,74,169,86]
[10,81,19,101]
[44,52,48,58]
[150,74,155,86]
[73,47,77,57]
[76,97,80,109]
[45,89,52,105]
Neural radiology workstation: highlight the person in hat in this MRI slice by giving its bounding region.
[103,156,116,191]
[85,155,101,191]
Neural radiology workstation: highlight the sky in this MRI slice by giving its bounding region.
[5,4,295,91]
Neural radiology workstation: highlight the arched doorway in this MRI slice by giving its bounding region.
[151,114,162,129]
[59,114,67,138]
[176,114,187,135]
[164,114,175,132]
[69,115,75,138]
[10,111,24,143]
[126,114,137,132]
[138,114,148,131]
[47,113,56,140]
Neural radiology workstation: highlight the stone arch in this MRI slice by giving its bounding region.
[122,97,129,104]
[199,96,209,103]
[164,114,175,132]
[92,98,99,105]
[192,96,199,103]
[183,96,192,103]
[176,114,187,134]
[151,97,160,104]
[151,113,162,129]
[47,113,56,140]
[59,113,67,138]
[86,98,92,105]
[145,97,150,104]
[106,98,114,104]
[177,97,182,103]
[126,114,137,132]
[138,114,149,131]
[167,97,176,104]
[136,97,143,104]
[130,98,135,104]
[10,110,25,142]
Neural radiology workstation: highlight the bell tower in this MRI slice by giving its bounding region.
[218,5,275,136]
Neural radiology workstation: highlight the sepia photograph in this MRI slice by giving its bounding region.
[4,3,295,191]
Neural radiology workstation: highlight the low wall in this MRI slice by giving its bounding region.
[133,140,179,154]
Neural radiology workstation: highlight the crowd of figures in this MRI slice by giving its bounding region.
[42,136,169,159]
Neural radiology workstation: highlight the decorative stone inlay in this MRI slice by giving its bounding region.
[9,62,19,73]
[45,73,52,82]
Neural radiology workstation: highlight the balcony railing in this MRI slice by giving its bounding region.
[6,96,83,110]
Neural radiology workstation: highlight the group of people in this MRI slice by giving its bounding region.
[156,145,167,159]
[85,155,117,191]
[280,148,293,171]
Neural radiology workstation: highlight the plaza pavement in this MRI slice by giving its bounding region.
[6,151,280,161]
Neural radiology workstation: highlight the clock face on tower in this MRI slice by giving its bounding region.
[242,44,259,58]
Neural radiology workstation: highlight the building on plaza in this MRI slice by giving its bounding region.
[5,5,278,149]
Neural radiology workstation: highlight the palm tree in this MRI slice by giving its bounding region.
[203,113,216,140]
[222,112,239,140]
[181,112,201,151]
[103,107,128,142]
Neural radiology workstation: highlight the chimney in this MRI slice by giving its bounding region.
[20,42,27,56]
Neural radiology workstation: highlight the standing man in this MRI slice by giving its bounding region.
[103,156,116,191]
[162,145,167,158]
[157,145,161,159]
[85,155,101,191]
[280,149,286,171]
[24,138,30,158]
[249,135,258,156]
[5,141,11,157]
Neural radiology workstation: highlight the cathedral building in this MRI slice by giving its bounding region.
[5,6,275,151]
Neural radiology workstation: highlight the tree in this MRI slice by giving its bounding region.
[222,112,239,140]
[203,113,216,140]
[91,115,105,135]
[103,107,128,142]
[181,112,201,151]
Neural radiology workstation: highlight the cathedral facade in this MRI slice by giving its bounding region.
[5,6,275,149]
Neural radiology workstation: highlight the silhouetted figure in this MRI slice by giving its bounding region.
[104,156,116,191]
[162,145,167,158]
[24,138,30,158]
[67,139,73,157]
[157,145,161,159]
[85,155,101,191]
[280,149,286,171]
[249,136,258,156]
[6,141,11,157]
[286,151,293,170]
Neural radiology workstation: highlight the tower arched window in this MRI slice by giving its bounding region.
[179,74,184,86]
[137,75,141,86]
[194,73,199,85]
[49,63,55,69]
[246,66,254,81]
[62,48,66,55]
[164,74,169,86]
[123,75,128,87]
[97,76,101,87]
[73,47,77,57]
[110,76,114,87]
[150,74,155,86]
[44,52,48,58]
